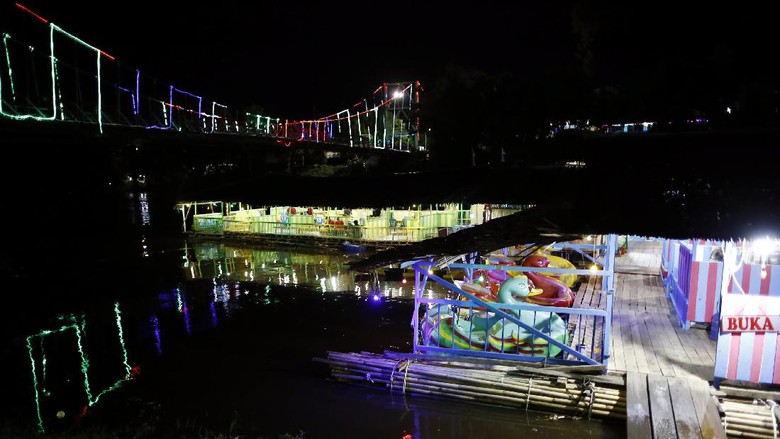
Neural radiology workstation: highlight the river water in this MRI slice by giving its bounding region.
[0,186,626,438]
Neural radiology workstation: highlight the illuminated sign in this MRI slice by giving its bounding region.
[721,315,780,333]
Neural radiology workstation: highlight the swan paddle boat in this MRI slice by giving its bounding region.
[421,274,569,357]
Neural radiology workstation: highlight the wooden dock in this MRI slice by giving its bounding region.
[610,270,717,382]
[626,371,725,438]
[612,238,726,438]
[317,236,742,437]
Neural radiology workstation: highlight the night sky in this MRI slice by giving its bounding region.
[4,1,779,122]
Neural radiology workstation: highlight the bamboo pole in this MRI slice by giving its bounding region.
[324,360,625,408]
[334,372,625,419]
[315,352,626,420]
[320,352,625,396]
[333,369,624,414]
[724,415,775,429]
[719,399,778,439]
[319,353,625,400]
[724,426,775,438]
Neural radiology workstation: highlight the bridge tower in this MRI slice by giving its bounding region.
[375,81,425,152]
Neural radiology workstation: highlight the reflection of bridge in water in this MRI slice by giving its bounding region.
[15,239,451,436]
[1,3,426,152]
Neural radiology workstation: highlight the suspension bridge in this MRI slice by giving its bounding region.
[0,3,427,153]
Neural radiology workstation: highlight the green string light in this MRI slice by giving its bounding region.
[85,303,132,405]
[40,337,48,396]
[46,25,57,119]
[24,305,135,435]
[53,57,64,120]
[25,336,45,434]
[50,23,106,133]
[0,33,56,120]
[2,33,16,101]
[7,5,424,149]
[114,302,131,377]
[73,317,94,404]
[26,321,79,434]
[161,101,168,126]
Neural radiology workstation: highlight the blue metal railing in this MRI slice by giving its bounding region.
[411,247,616,366]
[668,243,692,328]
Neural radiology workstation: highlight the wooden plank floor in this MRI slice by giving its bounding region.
[626,372,726,439]
[562,237,717,381]
[609,269,717,382]
[614,238,726,438]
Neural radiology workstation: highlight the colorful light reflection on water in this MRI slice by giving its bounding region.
[181,240,452,300]
[0,190,624,438]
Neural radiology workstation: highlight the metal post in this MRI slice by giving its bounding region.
[412,264,421,350]
[603,234,617,292]
[603,288,614,364]
[181,204,187,232]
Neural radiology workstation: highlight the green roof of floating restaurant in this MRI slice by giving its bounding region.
[182,127,780,268]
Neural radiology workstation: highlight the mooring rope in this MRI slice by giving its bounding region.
[403,361,412,394]
[389,358,408,391]
[572,376,596,419]
[586,380,596,420]
[526,378,533,410]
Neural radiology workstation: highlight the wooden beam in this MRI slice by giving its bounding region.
[647,374,676,438]
[668,376,702,439]
[626,371,652,438]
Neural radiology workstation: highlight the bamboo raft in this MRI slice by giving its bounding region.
[313,351,628,420]
[717,397,780,438]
